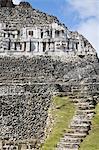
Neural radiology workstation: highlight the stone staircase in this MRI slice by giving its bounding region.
[56,87,97,150]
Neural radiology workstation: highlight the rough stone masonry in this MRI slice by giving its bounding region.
[0,0,99,150]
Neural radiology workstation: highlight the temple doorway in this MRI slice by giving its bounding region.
[43,42,46,52]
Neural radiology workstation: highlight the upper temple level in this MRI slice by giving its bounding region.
[0,0,96,56]
[0,22,96,56]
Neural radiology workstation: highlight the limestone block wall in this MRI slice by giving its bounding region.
[0,84,52,140]
[0,54,99,149]
[0,55,98,82]
[0,6,59,28]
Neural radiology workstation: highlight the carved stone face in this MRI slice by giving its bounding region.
[0,0,14,7]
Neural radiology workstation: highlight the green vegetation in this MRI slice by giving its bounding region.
[41,96,75,150]
[79,103,99,150]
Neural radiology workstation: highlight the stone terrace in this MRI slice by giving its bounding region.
[0,54,99,149]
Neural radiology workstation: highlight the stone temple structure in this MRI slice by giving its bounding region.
[0,0,99,150]
[0,0,95,56]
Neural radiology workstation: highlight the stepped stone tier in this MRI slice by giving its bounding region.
[0,0,99,150]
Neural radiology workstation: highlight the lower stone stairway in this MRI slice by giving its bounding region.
[56,92,97,150]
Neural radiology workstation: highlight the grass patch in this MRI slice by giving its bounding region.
[79,103,99,150]
[41,96,75,150]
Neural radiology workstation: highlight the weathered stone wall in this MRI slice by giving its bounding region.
[0,54,99,149]
[0,6,59,28]
[0,55,98,82]
[0,84,52,140]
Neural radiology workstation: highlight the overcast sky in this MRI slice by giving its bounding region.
[14,0,99,55]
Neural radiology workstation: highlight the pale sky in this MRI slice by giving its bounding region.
[13,0,99,55]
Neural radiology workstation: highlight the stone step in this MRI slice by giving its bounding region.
[58,148,78,150]
[74,114,92,120]
[59,141,81,145]
[60,137,82,144]
[58,142,80,148]
[77,105,95,110]
[64,132,86,138]
[75,102,94,106]
[72,117,91,123]
[70,124,90,128]
[70,122,90,127]
[70,126,90,131]
[69,95,93,99]
[70,98,94,103]
[67,126,89,133]
[71,121,91,126]
[68,129,88,135]
[57,145,78,150]
[58,143,79,149]
[63,136,82,141]
[73,130,88,134]
[78,99,94,103]
[76,111,95,118]
[76,109,95,114]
